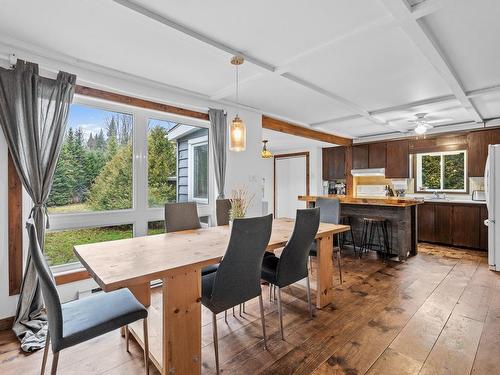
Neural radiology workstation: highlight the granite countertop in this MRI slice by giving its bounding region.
[298,195,423,207]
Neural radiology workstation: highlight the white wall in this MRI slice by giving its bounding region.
[0,49,267,319]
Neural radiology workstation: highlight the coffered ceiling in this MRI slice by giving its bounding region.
[0,0,498,141]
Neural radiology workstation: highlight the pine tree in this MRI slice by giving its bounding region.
[73,127,87,202]
[87,132,95,149]
[47,143,76,206]
[96,129,106,151]
[148,126,176,206]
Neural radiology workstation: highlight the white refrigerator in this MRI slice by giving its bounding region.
[485,144,500,271]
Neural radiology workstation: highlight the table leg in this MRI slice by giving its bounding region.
[316,234,334,309]
[162,269,201,375]
[128,283,152,307]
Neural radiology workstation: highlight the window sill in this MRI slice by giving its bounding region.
[54,268,91,286]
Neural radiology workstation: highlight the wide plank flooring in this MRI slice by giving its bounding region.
[1,243,499,375]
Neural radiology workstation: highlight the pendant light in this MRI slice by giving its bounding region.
[261,140,273,158]
[229,55,246,152]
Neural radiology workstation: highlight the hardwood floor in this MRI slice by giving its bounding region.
[1,244,498,374]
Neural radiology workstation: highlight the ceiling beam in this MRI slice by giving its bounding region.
[112,0,275,72]
[112,0,398,132]
[262,115,352,146]
[311,83,500,128]
[381,0,483,124]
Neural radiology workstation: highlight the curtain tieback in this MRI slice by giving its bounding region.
[29,203,50,229]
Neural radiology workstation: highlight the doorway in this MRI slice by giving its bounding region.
[274,152,310,218]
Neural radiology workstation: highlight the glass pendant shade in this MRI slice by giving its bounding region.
[229,115,246,151]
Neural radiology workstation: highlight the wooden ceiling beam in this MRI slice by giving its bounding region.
[75,85,209,121]
[262,115,352,146]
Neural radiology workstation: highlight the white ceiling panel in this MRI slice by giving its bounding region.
[226,74,353,124]
[421,0,500,91]
[472,92,500,120]
[131,0,392,66]
[318,117,391,138]
[0,0,263,95]
[288,26,452,110]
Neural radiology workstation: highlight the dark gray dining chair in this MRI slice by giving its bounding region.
[201,214,273,375]
[164,201,218,275]
[261,208,320,340]
[216,199,231,226]
[309,197,343,283]
[26,221,150,375]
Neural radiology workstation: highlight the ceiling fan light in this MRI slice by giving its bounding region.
[229,115,246,151]
[415,123,427,135]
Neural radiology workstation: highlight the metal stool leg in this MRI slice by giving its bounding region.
[258,294,268,350]
[212,313,220,375]
[277,287,284,340]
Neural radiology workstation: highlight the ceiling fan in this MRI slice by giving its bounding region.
[408,113,453,135]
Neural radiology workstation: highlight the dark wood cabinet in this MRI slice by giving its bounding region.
[452,205,480,248]
[322,146,345,180]
[480,205,489,251]
[368,142,387,168]
[467,131,491,177]
[434,204,453,245]
[418,202,487,250]
[386,140,409,178]
[418,203,435,242]
[352,145,369,169]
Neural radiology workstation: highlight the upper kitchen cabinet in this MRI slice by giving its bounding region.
[368,143,387,169]
[352,144,369,169]
[467,130,491,177]
[322,146,346,180]
[385,140,409,178]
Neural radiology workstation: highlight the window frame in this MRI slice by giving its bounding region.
[46,95,212,273]
[415,150,468,193]
[188,135,209,204]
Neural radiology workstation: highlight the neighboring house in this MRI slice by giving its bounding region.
[168,125,209,204]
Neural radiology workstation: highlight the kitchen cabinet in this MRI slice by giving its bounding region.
[322,146,345,180]
[368,142,387,168]
[352,145,369,169]
[417,203,435,242]
[434,204,453,245]
[418,202,487,250]
[452,205,480,248]
[467,131,491,177]
[386,140,409,178]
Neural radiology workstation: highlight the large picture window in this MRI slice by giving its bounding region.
[416,150,467,192]
[47,104,133,213]
[45,97,211,272]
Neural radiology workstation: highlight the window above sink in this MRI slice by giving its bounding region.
[415,150,467,193]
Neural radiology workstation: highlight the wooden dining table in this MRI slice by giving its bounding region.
[74,218,349,375]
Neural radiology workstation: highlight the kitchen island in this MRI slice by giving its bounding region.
[299,195,423,260]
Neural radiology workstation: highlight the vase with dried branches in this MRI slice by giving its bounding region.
[228,186,255,224]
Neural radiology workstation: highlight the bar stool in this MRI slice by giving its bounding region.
[339,215,356,253]
[359,217,390,258]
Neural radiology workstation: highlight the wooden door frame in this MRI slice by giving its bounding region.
[273,151,310,217]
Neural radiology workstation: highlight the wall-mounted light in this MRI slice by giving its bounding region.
[261,140,273,158]
[229,55,246,152]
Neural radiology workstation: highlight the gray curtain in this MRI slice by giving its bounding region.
[209,108,227,199]
[0,60,76,351]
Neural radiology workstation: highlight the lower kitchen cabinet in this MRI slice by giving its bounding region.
[417,202,487,250]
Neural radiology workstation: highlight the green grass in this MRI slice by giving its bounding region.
[45,225,133,266]
[47,202,93,214]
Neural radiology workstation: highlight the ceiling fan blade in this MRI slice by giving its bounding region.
[426,118,453,124]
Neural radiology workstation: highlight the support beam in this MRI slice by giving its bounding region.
[112,0,275,73]
[381,0,483,124]
[262,115,352,146]
[75,85,210,121]
[113,0,395,131]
